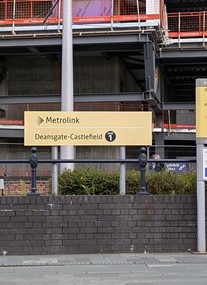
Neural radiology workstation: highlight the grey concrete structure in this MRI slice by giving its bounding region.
[1,0,205,175]
[0,253,207,285]
[0,195,199,255]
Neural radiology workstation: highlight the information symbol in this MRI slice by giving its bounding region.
[105,131,116,142]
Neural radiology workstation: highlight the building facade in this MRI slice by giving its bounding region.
[0,0,205,177]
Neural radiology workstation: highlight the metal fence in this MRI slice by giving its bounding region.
[0,146,196,196]
[168,11,207,39]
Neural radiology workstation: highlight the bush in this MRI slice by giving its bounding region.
[126,170,140,194]
[58,168,119,195]
[58,168,197,195]
[146,171,196,195]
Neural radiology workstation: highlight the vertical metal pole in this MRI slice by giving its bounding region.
[29,147,39,196]
[111,0,114,28]
[60,0,75,171]
[202,11,205,46]
[136,0,141,28]
[57,0,61,32]
[119,146,126,195]
[138,147,148,195]
[12,0,16,34]
[52,146,58,195]
[197,143,206,252]
[195,78,207,253]
[178,12,181,48]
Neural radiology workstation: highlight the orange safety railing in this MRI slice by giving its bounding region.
[0,0,58,25]
[0,0,163,27]
[167,11,207,38]
[3,1,207,39]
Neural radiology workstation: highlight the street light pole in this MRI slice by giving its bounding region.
[29,147,39,195]
[60,0,75,171]
[138,147,149,195]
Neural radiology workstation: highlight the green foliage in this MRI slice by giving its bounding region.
[58,167,119,195]
[146,171,196,195]
[58,168,197,195]
[126,170,140,194]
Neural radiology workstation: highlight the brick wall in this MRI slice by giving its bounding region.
[0,195,198,255]
[3,180,49,196]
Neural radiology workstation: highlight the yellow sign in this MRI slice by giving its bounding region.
[196,79,207,138]
[24,111,152,146]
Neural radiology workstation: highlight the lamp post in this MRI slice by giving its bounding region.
[29,147,39,195]
[138,147,149,194]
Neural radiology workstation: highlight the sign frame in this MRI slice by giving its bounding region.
[24,111,152,146]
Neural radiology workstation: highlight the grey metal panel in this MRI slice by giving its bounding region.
[0,129,24,138]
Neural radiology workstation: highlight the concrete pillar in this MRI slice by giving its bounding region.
[154,133,165,158]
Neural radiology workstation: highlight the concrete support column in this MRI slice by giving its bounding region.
[144,42,155,92]
[154,133,165,158]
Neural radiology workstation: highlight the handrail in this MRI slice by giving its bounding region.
[1,1,207,40]
[0,158,197,164]
[167,11,207,39]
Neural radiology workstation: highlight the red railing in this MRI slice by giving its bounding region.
[1,1,207,39]
[167,11,207,38]
[0,0,163,27]
[0,0,58,25]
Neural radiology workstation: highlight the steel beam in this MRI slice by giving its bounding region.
[6,90,192,110]
[162,102,195,110]
[144,42,155,92]
[0,37,62,47]
[0,92,147,104]
[160,49,207,59]
[164,133,196,141]
[0,34,151,49]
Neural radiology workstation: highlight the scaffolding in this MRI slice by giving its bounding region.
[1,1,207,40]
[0,0,163,26]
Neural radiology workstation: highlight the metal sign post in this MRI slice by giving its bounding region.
[60,0,74,171]
[119,146,126,195]
[196,78,207,253]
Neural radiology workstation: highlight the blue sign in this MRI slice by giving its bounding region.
[205,168,207,178]
[165,163,187,173]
